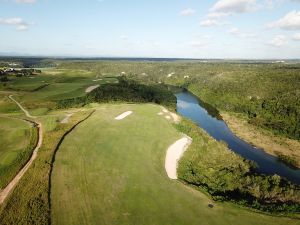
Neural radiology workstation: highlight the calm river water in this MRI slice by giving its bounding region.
[176,91,300,185]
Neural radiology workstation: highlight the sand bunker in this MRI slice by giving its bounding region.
[170,112,180,123]
[85,85,100,93]
[165,136,192,179]
[115,111,133,120]
[158,107,181,123]
[165,115,171,120]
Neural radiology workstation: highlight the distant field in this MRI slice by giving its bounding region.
[0,117,34,188]
[51,104,298,225]
[1,68,118,114]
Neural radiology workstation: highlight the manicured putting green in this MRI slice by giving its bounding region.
[51,104,298,225]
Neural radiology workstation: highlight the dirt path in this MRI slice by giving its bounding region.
[8,95,36,119]
[0,96,43,205]
[165,136,192,179]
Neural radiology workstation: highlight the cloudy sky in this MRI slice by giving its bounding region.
[1,0,300,58]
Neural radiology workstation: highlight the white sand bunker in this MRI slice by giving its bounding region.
[61,113,73,124]
[85,85,100,93]
[115,111,133,120]
[165,136,192,179]
[165,115,171,120]
[158,107,181,123]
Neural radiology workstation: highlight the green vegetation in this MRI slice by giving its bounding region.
[0,117,37,189]
[58,76,176,109]
[57,61,300,140]
[176,119,300,213]
[276,152,298,168]
[184,65,300,141]
[0,110,93,225]
[51,104,299,225]
[0,59,299,224]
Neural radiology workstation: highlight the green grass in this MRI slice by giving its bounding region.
[0,117,36,189]
[51,104,299,225]
[0,110,94,225]
[3,68,118,112]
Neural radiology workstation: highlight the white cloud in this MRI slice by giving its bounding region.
[207,12,232,18]
[267,35,288,47]
[15,0,36,3]
[16,24,28,31]
[180,8,196,16]
[200,0,257,28]
[200,19,225,27]
[211,0,258,14]
[292,33,300,40]
[268,11,300,30]
[0,17,29,31]
[228,27,256,38]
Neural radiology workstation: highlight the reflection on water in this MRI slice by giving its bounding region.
[176,91,300,185]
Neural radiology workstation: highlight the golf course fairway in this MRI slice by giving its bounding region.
[51,104,298,225]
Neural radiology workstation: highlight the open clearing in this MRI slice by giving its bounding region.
[51,103,298,225]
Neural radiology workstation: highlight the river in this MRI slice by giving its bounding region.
[175,91,300,185]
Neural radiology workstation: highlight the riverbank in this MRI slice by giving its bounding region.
[221,112,300,168]
[175,118,300,214]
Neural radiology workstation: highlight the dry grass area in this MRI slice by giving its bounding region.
[221,112,300,168]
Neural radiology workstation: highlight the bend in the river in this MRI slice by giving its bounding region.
[175,91,300,185]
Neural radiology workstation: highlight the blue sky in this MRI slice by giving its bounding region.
[1,0,300,58]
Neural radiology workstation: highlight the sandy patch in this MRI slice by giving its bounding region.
[115,111,133,120]
[85,85,100,93]
[158,107,181,123]
[170,112,180,123]
[61,113,73,124]
[93,79,102,82]
[165,136,192,179]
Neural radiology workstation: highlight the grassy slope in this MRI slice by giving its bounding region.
[0,110,93,225]
[0,117,31,166]
[51,104,299,225]
[0,117,33,188]
[7,69,118,113]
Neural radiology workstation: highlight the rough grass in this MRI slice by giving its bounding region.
[51,104,299,225]
[0,117,37,189]
[0,110,94,225]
